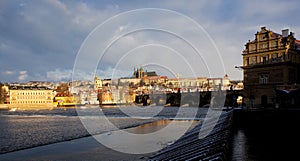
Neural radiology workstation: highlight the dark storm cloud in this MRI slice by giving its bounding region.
[0,0,118,82]
[0,0,299,82]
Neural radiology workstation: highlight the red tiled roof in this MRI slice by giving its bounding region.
[55,92,73,97]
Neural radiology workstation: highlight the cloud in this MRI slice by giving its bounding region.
[3,70,15,75]
[46,68,72,81]
[0,0,119,82]
[18,70,28,81]
[1,0,300,82]
[1,70,29,82]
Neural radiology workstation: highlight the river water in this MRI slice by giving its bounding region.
[231,110,300,161]
[0,106,207,157]
[2,106,296,160]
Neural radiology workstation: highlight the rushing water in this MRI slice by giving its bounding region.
[0,106,208,155]
[5,106,296,161]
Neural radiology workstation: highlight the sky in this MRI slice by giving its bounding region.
[0,0,300,82]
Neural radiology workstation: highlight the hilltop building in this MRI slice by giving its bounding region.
[133,65,158,79]
[167,75,230,92]
[242,27,300,108]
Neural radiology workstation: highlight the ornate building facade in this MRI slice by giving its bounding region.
[242,27,300,108]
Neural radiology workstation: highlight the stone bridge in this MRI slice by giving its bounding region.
[135,90,244,107]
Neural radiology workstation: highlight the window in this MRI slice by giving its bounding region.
[259,35,266,41]
[251,44,256,51]
[259,75,269,84]
[271,41,278,48]
[262,43,268,49]
[245,58,249,65]
[271,53,278,62]
[281,53,285,61]
[262,56,267,64]
[252,56,257,64]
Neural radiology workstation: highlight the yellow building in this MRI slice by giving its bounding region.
[242,27,300,108]
[0,84,9,104]
[94,76,102,91]
[101,91,114,104]
[53,91,76,107]
[9,86,54,110]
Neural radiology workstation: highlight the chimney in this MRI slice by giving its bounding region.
[282,29,289,37]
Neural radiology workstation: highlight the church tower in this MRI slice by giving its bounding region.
[138,65,144,79]
[94,76,102,91]
[133,65,146,79]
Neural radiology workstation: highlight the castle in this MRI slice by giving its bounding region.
[133,65,158,79]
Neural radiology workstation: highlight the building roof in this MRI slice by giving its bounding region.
[271,32,281,38]
[55,91,73,97]
[247,27,300,52]
[143,76,168,80]
[9,85,52,90]
[146,71,157,77]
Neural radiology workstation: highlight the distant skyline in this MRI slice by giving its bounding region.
[1,0,300,82]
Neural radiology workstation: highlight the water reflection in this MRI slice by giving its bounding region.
[231,129,248,161]
[232,123,300,161]
[127,119,198,134]
[94,120,199,154]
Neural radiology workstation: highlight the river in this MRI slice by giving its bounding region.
[0,106,207,157]
[2,106,297,160]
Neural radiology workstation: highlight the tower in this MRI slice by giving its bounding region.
[133,65,146,79]
[94,76,102,91]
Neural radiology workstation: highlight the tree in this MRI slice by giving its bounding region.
[0,83,5,104]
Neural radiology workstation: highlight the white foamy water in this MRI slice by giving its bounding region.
[0,106,208,154]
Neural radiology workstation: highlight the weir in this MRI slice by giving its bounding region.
[149,110,233,160]
[149,108,300,160]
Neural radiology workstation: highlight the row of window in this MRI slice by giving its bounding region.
[245,53,286,65]
[16,96,52,99]
[11,101,53,104]
[246,74,269,84]
[14,91,52,95]
[250,41,279,51]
